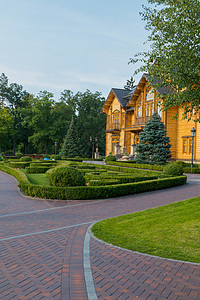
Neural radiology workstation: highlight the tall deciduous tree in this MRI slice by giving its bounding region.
[7,83,28,154]
[75,90,106,157]
[28,91,55,154]
[135,113,171,164]
[0,108,14,153]
[0,73,8,109]
[130,0,200,120]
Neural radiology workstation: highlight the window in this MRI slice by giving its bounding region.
[151,103,154,115]
[113,112,119,128]
[122,113,125,126]
[145,104,147,116]
[146,88,154,101]
[148,104,151,116]
[138,106,142,117]
[157,105,162,118]
[183,139,187,153]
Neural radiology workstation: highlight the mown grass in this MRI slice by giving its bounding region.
[92,197,200,263]
[21,169,49,186]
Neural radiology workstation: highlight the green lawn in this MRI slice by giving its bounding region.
[92,197,200,263]
[20,169,49,186]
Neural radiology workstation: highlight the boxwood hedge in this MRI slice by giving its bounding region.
[0,164,187,200]
[25,166,52,173]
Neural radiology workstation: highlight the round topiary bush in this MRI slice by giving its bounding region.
[49,167,86,187]
[105,154,116,163]
[20,156,32,162]
[163,163,183,176]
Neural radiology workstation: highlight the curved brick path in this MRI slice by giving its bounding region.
[0,170,200,299]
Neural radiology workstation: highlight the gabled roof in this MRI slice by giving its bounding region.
[127,73,173,106]
[144,74,173,95]
[112,88,135,108]
[102,88,135,113]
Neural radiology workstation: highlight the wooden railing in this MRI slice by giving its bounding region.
[135,116,151,125]
[106,122,120,131]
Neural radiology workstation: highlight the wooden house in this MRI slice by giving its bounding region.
[102,73,200,162]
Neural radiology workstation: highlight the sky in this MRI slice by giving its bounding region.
[0,0,149,100]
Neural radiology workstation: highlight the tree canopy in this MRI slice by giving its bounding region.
[0,73,106,157]
[130,0,200,120]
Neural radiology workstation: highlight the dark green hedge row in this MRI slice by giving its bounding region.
[88,179,120,186]
[30,161,57,166]
[0,164,187,200]
[94,164,159,176]
[25,166,52,173]
[183,167,200,174]
[107,161,164,171]
[88,176,158,186]
[7,162,31,168]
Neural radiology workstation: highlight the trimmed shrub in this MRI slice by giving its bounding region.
[15,153,23,159]
[105,155,116,163]
[50,154,61,160]
[30,162,57,167]
[163,163,183,176]
[88,179,120,186]
[0,164,187,200]
[183,167,200,174]
[20,156,32,162]
[107,161,164,171]
[26,166,52,173]
[49,167,86,187]
[7,162,31,169]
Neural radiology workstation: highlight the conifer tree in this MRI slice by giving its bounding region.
[135,113,171,165]
[60,116,79,158]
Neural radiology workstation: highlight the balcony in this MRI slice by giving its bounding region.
[106,122,120,132]
[135,116,151,125]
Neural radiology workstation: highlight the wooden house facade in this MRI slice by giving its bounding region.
[102,73,200,162]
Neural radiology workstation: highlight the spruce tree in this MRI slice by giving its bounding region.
[60,116,79,158]
[135,113,171,165]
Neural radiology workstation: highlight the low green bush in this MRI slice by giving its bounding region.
[49,166,86,187]
[26,166,52,173]
[0,164,187,201]
[95,164,159,176]
[7,162,31,169]
[75,165,96,170]
[105,154,116,163]
[88,179,120,186]
[183,167,200,174]
[50,154,61,160]
[107,161,164,171]
[163,163,183,176]
[20,156,32,162]
[15,153,23,159]
[19,176,187,200]
[30,162,57,167]
[62,157,83,162]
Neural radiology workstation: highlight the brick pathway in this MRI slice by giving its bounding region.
[0,170,199,299]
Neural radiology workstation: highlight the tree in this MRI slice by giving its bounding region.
[0,73,8,109]
[6,83,28,154]
[135,113,171,164]
[0,108,14,153]
[60,116,79,158]
[124,76,136,90]
[75,90,106,157]
[130,0,200,120]
[28,91,55,154]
